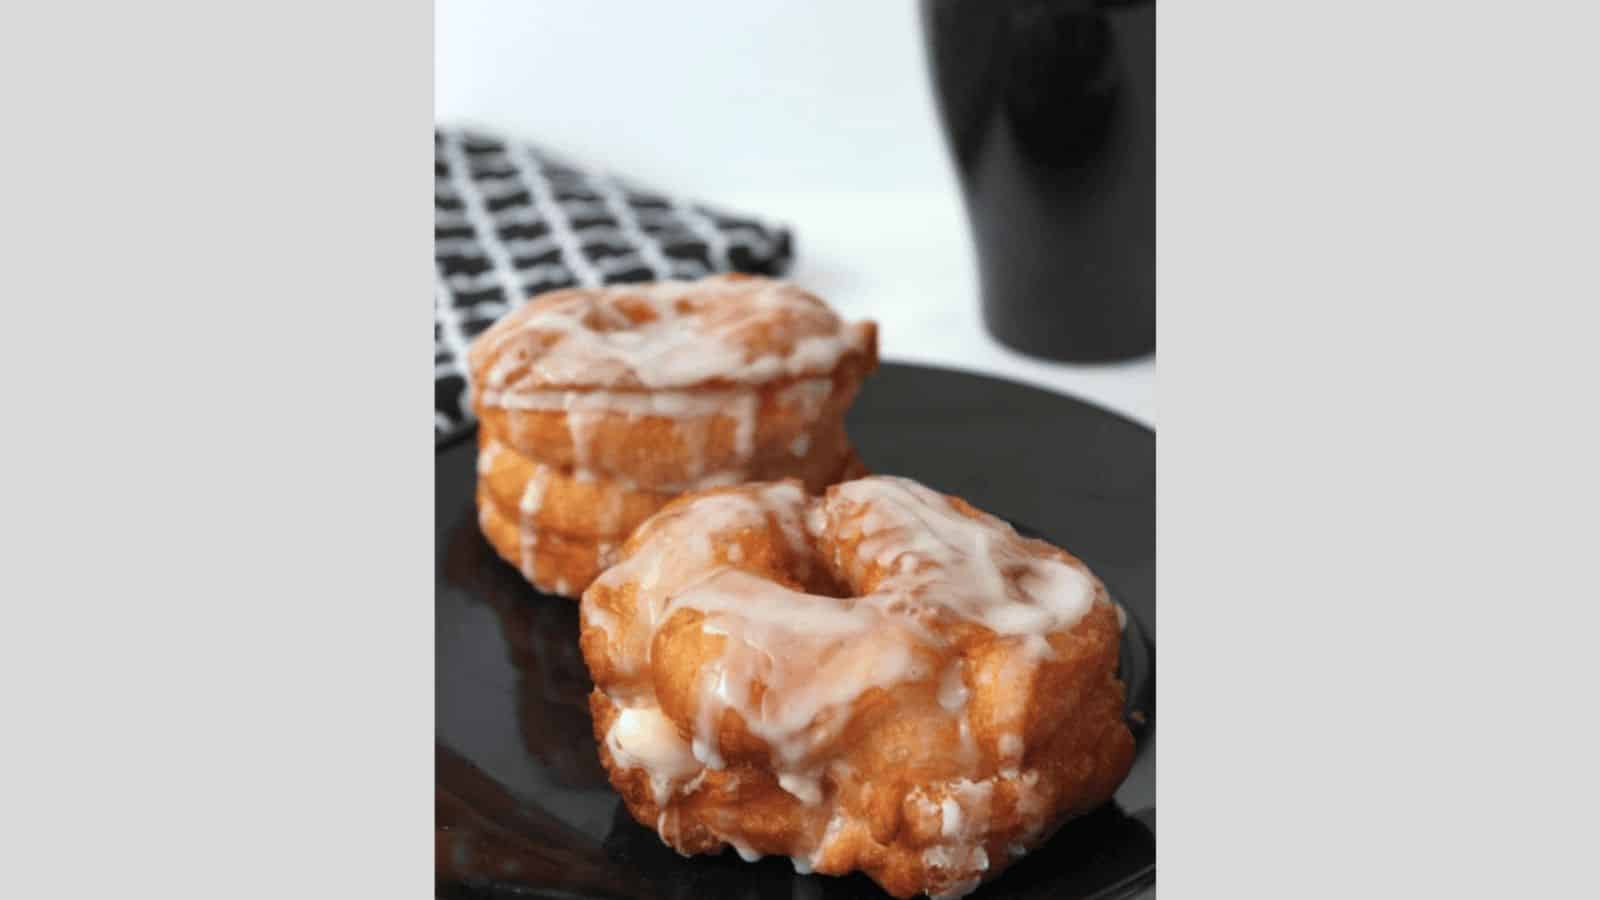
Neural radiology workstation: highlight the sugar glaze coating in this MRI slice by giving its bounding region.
[580,477,1134,898]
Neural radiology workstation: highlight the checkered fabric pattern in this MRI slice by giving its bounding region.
[434,127,794,444]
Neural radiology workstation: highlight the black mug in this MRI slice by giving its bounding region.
[921,0,1154,362]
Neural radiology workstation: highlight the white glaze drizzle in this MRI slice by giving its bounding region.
[594,476,1103,770]
[477,440,501,475]
[938,661,970,711]
[671,569,930,769]
[777,771,824,806]
[729,392,758,461]
[518,465,551,517]
[824,477,1098,646]
[471,277,870,392]
[605,704,699,807]
[585,476,1108,891]
[469,277,863,488]
[940,797,964,839]
[922,778,995,898]
[593,481,812,680]
[478,379,833,485]
[516,466,552,579]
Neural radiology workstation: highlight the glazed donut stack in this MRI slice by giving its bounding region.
[467,274,877,598]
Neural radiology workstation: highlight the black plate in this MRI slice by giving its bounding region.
[437,362,1156,899]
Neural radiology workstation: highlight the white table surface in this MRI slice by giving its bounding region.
[437,1,1154,428]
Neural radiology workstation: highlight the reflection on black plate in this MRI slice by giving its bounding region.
[437,363,1155,899]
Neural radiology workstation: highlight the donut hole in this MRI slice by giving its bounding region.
[800,559,853,600]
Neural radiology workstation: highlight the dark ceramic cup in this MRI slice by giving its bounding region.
[922,0,1154,362]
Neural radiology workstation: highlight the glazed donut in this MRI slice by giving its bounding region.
[467,274,879,599]
[468,274,877,489]
[579,477,1134,900]
[477,422,858,540]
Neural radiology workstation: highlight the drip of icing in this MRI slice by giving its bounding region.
[997,733,1023,772]
[477,441,501,475]
[730,392,758,460]
[778,772,824,806]
[606,704,699,807]
[690,734,721,770]
[940,798,964,839]
[676,414,711,481]
[563,393,610,472]
[519,465,551,516]
[789,433,811,457]
[938,662,969,711]
[517,467,552,578]
[922,778,996,898]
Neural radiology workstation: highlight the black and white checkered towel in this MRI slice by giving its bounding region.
[434,127,794,444]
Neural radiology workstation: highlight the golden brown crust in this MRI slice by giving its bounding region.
[578,479,1135,898]
[478,422,858,540]
[473,353,874,489]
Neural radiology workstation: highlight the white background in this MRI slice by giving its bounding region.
[436,0,1156,426]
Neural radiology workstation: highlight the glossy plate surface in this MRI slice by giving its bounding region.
[437,362,1156,899]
